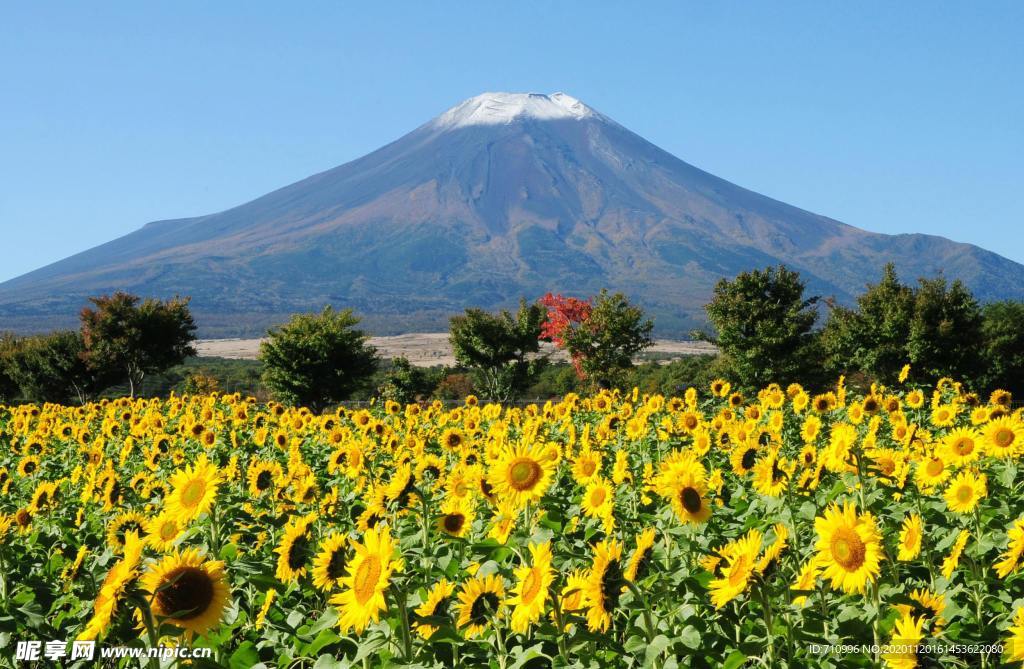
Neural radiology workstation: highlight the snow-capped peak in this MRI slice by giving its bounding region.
[431,92,600,129]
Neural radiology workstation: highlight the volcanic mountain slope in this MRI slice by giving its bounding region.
[2,92,1023,336]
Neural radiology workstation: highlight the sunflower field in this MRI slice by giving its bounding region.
[2,376,1024,668]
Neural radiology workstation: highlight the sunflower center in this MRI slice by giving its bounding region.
[353,555,382,604]
[954,438,974,455]
[995,428,1014,448]
[159,521,179,541]
[955,485,973,504]
[599,559,625,611]
[589,488,607,507]
[326,549,347,580]
[469,592,500,625]
[180,479,207,508]
[508,458,542,491]
[926,459,944,477]
[741,449,757,470]
[680,487,702,514]
[156,567,214,621]
[443,513,466,534]
[521,568,542,603]
[287,536,310,570]
[256,471,273,491]
[830,527,867,570]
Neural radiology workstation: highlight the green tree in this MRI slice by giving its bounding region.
[821,263,915,384]
[377,357,436,404]
[259,307,378,411]
[979,301,1024,397]
[699,265,820,390]
[555,290,654,389]
[906,276,983,385]
[80,292,197,397]
[8,331,111,404]
[0,333,23,403]
[449,300,547,401]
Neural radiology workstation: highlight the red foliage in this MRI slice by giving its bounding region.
[538,293,592,379]
[538,292,592,346]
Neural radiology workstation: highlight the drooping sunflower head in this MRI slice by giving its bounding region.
[508,541,554,633]
[625,528,657,583]
[582,539,624,632]
[456,573,505,638]
[412,579,456,639]
[311,531,349,592]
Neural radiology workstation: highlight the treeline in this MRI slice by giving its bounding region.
[0,292,196,404]
[2,264,1022,407]
[699,263,1024,396]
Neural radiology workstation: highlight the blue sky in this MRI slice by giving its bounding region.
[2,2,1022,282]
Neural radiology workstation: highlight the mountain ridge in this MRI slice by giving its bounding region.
[2,92,1021,337]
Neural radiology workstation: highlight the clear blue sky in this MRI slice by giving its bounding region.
[2,2,1022,282]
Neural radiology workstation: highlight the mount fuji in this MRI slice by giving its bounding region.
[2,92,1023,336]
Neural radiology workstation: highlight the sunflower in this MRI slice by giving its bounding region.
[507,542,554,633]
[665,470,712,525]
[142,547,228,637]
[814,502,882,594]
[78,531,145,641]
[581,477,613,522]
[941,529,970,579]
[882,614,924,669]
[331,526,400,633]
[554,569,589,631]
[897,513,923,561]
[311,531,349,592]
[488,441,556,509]
[274,516,314,582]
[983,416,1022,458]
[17,455,41,477]
[752,450,789,497]
[941,427,981,465]
[413,579,456,639]
[254,589,277,630]
[995,518,1024,578]
[436,496,475,539]
[930,403,957,428]
[625,528,657,582]
[757,523,789,575]
[440,427,466,451]
[487,503,517,544]
[455,573,505,638]
[247,461,283,497]
[894,588,946,631]
[914,453,950,490]
[1006,606,1024,663]
[582,539,625,631]
[708,529,762,608]
[60,545,90,587]
[572,448,602,483]
[166,454,221,521]
[944,470,987,514]
[730,443,759,476]
[146,511,185,552]
[28,480,58,514]
[106,511,148,551]
[790,558,820,607]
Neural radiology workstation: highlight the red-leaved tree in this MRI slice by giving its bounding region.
[538,292,593,377]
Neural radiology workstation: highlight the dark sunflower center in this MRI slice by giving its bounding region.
[633,549,652,581]
[741,449,757,470]
[287,536,311,570]
[156,567,215,621]
[24,462,36,474]
[326,549,347,580]
[680,487,702,513]
[599,559,625,612]
[469,592,500,625]
[443,513,466,534]
[256,471,273,490]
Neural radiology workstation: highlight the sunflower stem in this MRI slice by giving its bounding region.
[550,587,570,664]
[394,584,414,661]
